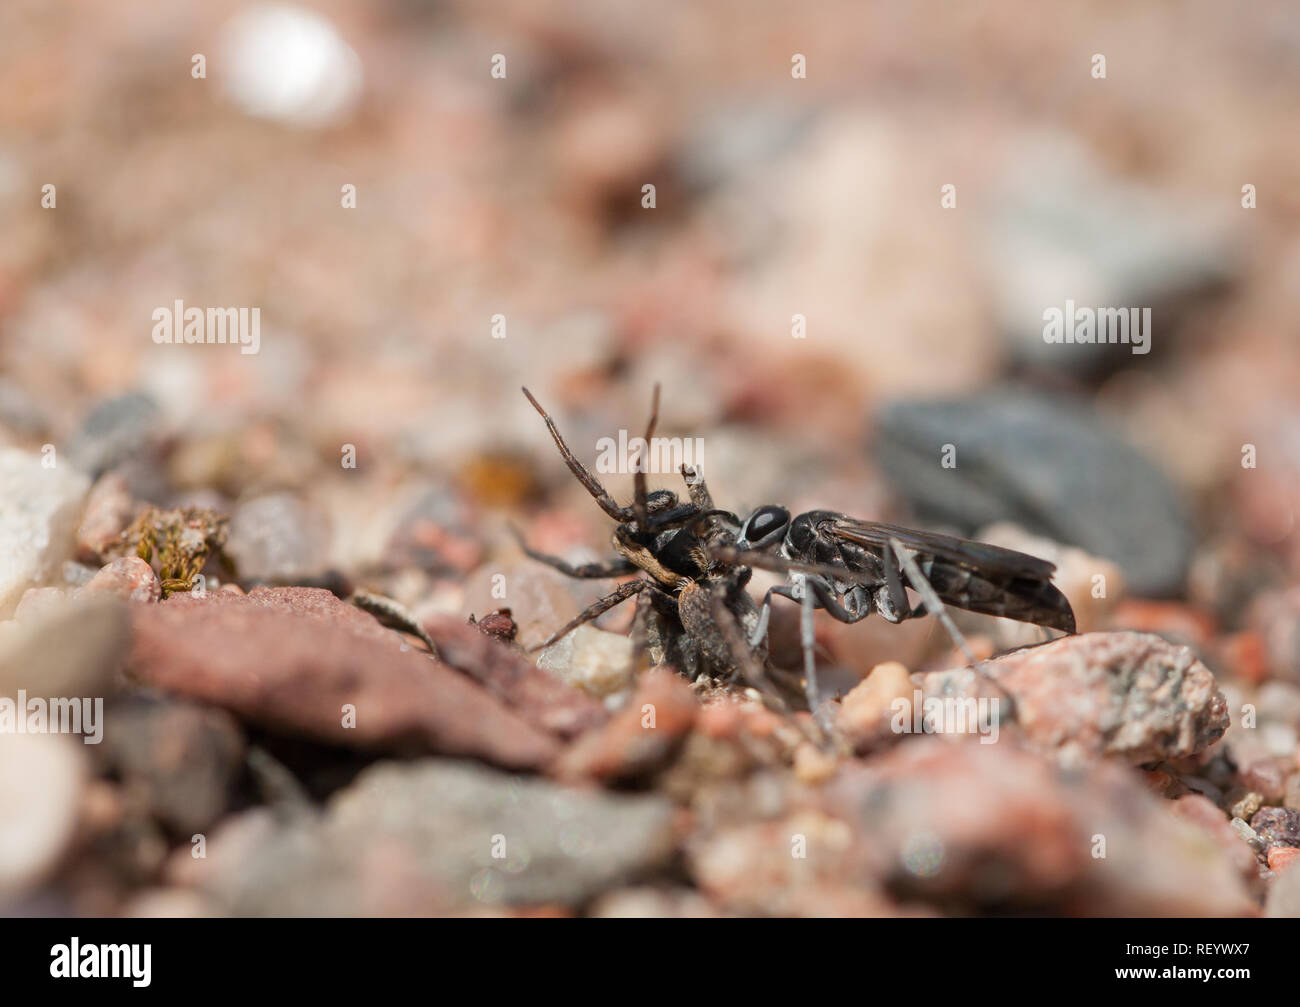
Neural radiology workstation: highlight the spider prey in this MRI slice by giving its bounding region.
[515,386,1076,716]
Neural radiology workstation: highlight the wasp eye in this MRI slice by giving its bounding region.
[740,505,789,548]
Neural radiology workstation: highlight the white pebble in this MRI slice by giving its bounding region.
[0,450,89,618]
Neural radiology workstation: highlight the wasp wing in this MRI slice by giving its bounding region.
[829,518,1057,579]
[829,517,1074,633]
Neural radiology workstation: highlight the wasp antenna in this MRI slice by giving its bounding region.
[521,386,545,415]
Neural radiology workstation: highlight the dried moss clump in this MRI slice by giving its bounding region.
[111,506,232,597]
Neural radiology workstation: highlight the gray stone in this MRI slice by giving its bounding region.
[876,390,1193,595]
[197,760,677,915]
[66,393,160,478]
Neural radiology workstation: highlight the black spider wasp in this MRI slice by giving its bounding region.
[515,386,1075,718]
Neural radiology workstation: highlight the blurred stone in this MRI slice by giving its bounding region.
[66,393,160,478]
[1267,856,1300,916]
[1286,774,1300,812]
[1268,846,1299,874]
[0,594,130,699]
[1171,794,1258,879]
[421,613,606,740]
[539,624,636,699]
[590,886,721,918]
[0,377,48,438]
[128,587,560,769]
[553,668,697,782]
[835,661,916,753]
[13,587,67,625]
[121,888,217,918]
[1240,759,1287,804]
[876,390,1194,596]
[186,760,677,915]
[96,692,245,836]
[462,557,613,653]
[0,735,87,898]
[689,807,898,917]
[226,492,330,583]
[218,4,362,129]
[982,131,1233,377]
[1232,792,1264,823]
[75,472,134,562]
[917,632,1229,768]
[83,557,161,604]
[823,737,1255,915]
[0,448,90,617]
[1248,587,1300,685]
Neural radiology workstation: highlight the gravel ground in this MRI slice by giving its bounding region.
[2,0,1300,917]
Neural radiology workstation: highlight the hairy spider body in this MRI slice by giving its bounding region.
[516,387,1076,713]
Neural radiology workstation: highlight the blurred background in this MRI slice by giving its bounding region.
[3,0,1300,672]
[7,0,1300,922]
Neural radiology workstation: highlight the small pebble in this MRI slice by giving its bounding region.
[1241,760,1287,804]
[1230,792,1264,822]
[1250,807,1300,850]
[1229,817,1262,850]
[540,624,635,699]
[793,742,838,785]
[82,557,161,604]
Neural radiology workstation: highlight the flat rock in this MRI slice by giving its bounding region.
[422,614,605,740]
[177,759,677,915]
[917,632,1229,768]
[128,587,560,769]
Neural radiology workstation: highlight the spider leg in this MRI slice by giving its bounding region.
[887,537,978,667]
[528,578,650,653]
[704,584,834,751]
[509,525,637,579]
[522,387,632,523]
[680,464,714,509]
[629,588,657,671]
[632,384,661,533]
[704,583,771,689]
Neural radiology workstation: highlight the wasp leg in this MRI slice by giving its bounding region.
[509,525,638,579]
[793,575,836,732]
[706,544,879,589]
[751,579,870,647]
[886,537,978,667]
[528,578,650,653]
[522,387,633,523]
